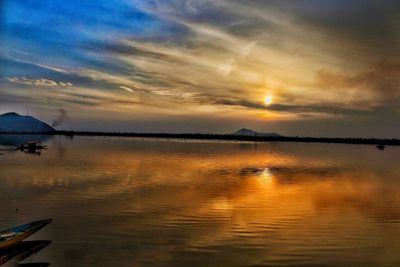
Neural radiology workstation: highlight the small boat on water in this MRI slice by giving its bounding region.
[0,219,52,250]
[15,141,47,154]
[376,144,385,150]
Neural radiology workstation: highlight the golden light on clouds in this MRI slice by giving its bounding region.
[2,0,399,136]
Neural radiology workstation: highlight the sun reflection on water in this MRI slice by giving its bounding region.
[0,137,399,266]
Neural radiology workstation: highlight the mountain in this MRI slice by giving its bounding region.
[232,128,281,137]
[0,112,55,133]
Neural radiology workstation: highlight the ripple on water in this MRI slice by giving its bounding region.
[0,138,400,266]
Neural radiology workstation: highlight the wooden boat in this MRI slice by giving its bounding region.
[15,141,47,154]
[0,219,52,249]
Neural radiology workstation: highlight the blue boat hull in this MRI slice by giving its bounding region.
[0,219,52,249]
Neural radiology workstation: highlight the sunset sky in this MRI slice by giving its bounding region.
[0,0,399,137]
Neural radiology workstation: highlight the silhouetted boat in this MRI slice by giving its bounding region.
[15,141,47,154]
[376,144,385,150]
[0,240,51,265]
[0,219,52,249]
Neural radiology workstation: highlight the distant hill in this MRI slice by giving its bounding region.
[232,128,281,137]
[0,112,55,133]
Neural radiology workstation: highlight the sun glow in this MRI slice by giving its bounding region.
[264,94,273,105]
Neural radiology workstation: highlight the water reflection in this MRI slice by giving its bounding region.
[0,240,51,266]
[0,137,399,266]
[0,135,53,156]
[17,263,50,267]
[0,135,52,147]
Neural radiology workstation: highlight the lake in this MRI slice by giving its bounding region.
[0,136,399,266]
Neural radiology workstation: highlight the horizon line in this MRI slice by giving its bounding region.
[1,130,399,146]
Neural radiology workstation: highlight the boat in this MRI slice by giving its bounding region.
[0,219,52,249]
[376,144,385,150]
[15,141,47,154]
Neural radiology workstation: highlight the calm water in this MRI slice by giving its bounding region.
[0,136,399,266]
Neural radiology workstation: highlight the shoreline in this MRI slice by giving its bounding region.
[0,131,399,146]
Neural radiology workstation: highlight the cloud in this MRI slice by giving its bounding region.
[4,76,73,87]
[212,97,374,118]
[1,0,399,136]
[119,85,134,93]
[315,61,400,104]
[70,0,399,122]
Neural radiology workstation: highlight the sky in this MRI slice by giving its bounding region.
[0,0,399,137]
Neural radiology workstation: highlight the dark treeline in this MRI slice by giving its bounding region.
[1,131,399,146]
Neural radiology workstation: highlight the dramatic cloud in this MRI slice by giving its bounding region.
[0,0,399,137]
[315,61,400,103]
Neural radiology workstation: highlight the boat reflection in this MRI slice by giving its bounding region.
[0,240,51,266]
[0,135,52,147]
[17,263,50,267]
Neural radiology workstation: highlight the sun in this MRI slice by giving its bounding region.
[264,94,273,105]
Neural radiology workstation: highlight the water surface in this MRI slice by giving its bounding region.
[0,136,399,266]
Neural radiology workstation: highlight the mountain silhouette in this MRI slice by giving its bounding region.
[0,112,55,133]
[232,128,281,137]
